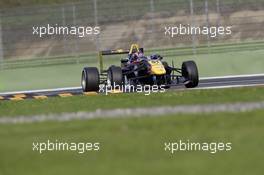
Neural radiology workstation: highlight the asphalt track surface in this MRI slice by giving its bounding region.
[0,74,264,101]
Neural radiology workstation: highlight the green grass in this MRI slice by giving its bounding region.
[0,87,264,117]
[0,110,263,175]
[0,84,263,175]
[1,48,264,92]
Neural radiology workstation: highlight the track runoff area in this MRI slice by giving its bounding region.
[0,74,264,101]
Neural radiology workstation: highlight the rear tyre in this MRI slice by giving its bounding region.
[81,67,100,92]
[182,61,199,88]
[107,66,123,87]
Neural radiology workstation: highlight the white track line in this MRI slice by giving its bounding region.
[195,83,264,90]
[200,73,264,80]
[200,79,262,85]
[0,86,81,95]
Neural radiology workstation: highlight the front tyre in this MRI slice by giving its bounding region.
[82,67,100,92]
[107,66,123,87]
[182,61,199,88]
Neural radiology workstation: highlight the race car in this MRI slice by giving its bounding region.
[81,44,199,92]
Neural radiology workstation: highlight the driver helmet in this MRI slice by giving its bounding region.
[138,48,144,58]
[131,52,139,61]
[138,51,144,58]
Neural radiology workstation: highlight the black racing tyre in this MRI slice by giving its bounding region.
[81,67,100,92]
[181,61,199,88]
[107,66,123,87]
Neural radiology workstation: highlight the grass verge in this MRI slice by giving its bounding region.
[0,110,263,175]
[0,86,264,117]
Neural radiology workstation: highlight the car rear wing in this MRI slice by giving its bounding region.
[98,49,129,73]
[101,49,130,56]
[98,44,142,73]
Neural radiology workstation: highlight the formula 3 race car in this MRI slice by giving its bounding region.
[81,44,199,92]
